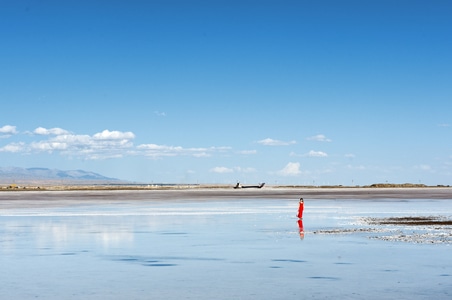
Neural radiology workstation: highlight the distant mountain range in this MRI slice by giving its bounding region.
[0,167,120,183]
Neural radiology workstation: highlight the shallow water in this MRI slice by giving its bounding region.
[1,198,451,299]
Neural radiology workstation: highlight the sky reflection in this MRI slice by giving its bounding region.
[1,199,451,299]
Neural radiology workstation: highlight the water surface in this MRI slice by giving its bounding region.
[1,197,451,299]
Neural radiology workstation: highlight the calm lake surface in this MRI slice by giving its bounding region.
[1,193,451,299]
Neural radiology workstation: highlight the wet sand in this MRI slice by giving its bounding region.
[1,186,452,205]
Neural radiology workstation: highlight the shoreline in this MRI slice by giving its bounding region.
[1,182,449,191]
[1,186,451,212]
[1,187,452,201]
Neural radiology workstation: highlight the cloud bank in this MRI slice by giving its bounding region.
[0,126,229,160]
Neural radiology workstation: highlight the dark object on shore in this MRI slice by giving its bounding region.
[233,182,265,189]
[366,216,452,226]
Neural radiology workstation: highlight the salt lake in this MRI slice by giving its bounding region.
[1,191,451,299]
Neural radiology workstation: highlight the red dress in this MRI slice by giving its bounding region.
[297,202,304,219]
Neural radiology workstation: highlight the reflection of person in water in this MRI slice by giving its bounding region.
[297,219,304,240]
[297,198,304,219]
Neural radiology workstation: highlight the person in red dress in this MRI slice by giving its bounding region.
[297,198,304,219]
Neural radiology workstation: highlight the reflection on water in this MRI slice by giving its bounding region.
[1,199,452,300]
[297,219,304,240]
[2,217,135,252]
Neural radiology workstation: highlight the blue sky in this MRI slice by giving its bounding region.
[1,0,451,185]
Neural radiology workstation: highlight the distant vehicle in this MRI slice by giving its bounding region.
[233,182,265,189]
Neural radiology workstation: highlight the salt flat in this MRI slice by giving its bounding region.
[0,189,451,299]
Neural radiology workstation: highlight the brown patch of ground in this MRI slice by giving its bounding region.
[367,216,452,226]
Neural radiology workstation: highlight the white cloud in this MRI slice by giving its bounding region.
[258,138,296,146]
[137,144,228,158]
[31,141,68,151]
[34,127,70,135]
[277,162,301,176]
[31,134,88,154]
[307,150,328,157]
[209,166,256,174]
[307,134,331,142]
[290,150,328,157]
[210,167,233,173]
[0,142,25,153]
[137,144,173,151]
[93,130,135,140]
[213,146,232,152]
[345,153,355,158]
[0,125,18,136]
[52,134,92,144]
